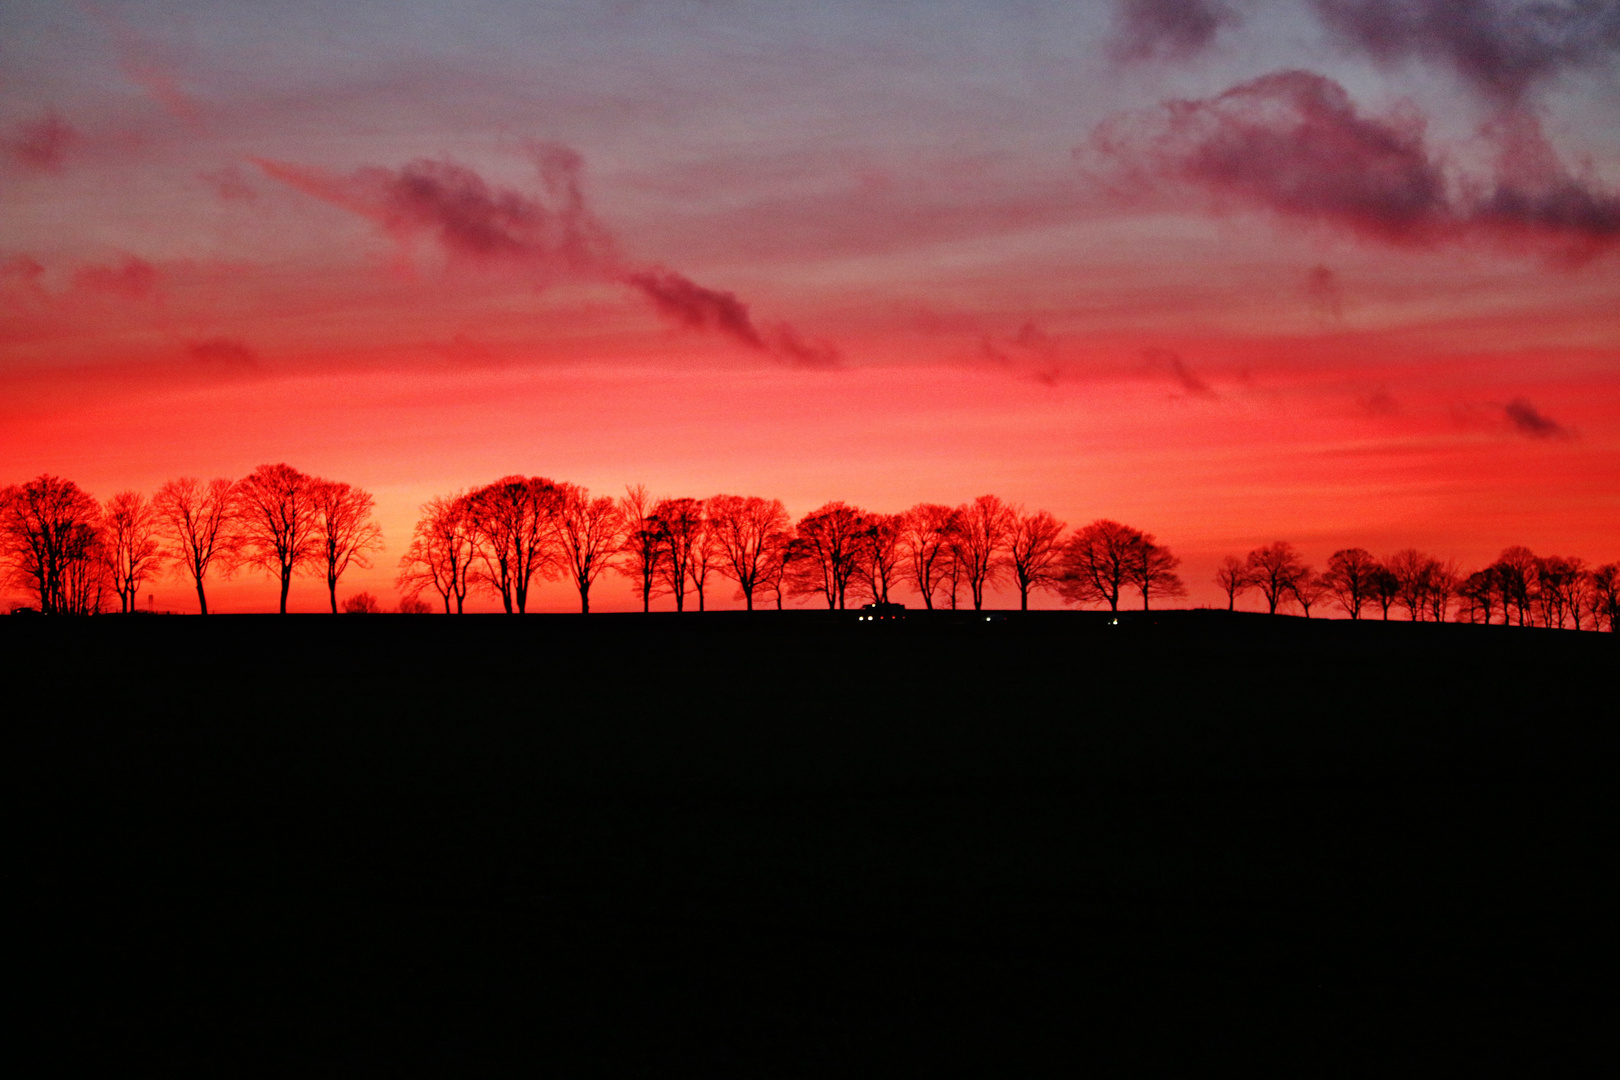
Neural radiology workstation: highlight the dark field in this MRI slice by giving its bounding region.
[14,611,1613,1073]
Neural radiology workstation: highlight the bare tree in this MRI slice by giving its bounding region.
[1057,520,1143,612]
[1291,573,1329,618]
[465,476,563,614]
[1214,555,1252,611]
[1587,564,1619,632]
[955,495,1014,610]
[1427,559,1460,623]
[707,494,790,610]
[759,530,796,610]
[687,503,722,612]
[1493,546,1539,626]
[1369,563,1401,620]
[1322,548,1380,620]
[556,484,626,614]
[1007,509,1066,611]
[1387,548,1436,621]
[1534,555,1584,629]
[650,496,705,612]
[235,464,319,614]
[342,591,381,614]
[397,493,477,614]
[154,477,237,615]
[0,475,105,614]
[618,485,664,613]
[851,512,905,605]
[1245,541,1309,615]
[102,491,164,614]
[1456,567,1497,624]
[898,504,958,610]
[1128,536,1186,610]
[789,502,868,609]
[311,479,383,614]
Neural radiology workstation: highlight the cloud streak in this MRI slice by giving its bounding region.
[1112,0,1242,60]
[1312,0,1620,105]
[1085,69,1620,259]
[255,148,838,366]
[1503,396,1574,438]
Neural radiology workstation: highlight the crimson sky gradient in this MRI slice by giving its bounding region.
[3,0,1616,612]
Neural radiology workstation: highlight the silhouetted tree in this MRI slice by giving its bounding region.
[397,596,434,615]
[102,491,163,614]
[1128,536,1186,610]
[1368,563,1401,620]
[686,502,722,611]
[1456,567,1497,624]
[1427,559,1459,623]
[0,475,105,614]
[397,493,476,614]
[1292,573,1329,618]
[955,495,1014,610]
[898,503,958,610]
[851,512,904,605]
[1535,555,1584,629]
[650,497,705,612]
[555,484,626,614]
[618,485,664,613]
[1059,520,1145,612]
[1387,548,1437,621]
[1322,548,1380,620]
[789,502,868,609]
[1493,546,1538,626]
[1213,555,1251,611]
[466,475,563,614]
[707,494,790,611]
[154,477,237,615]
[1245,541,1309,615]
[759,531,795,610]
[342,591,380,614]
[235,464,319,614]
[1007,508,1065,611]
[311,479,383,615]
[1588,564,1619,632]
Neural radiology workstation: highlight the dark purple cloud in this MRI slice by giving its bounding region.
[1112,0,1241,60]
[1312,0,1620,104]
[1503,397,1573,438]
[625,268,767,350]
[1085,69,1620,258]
[258,149,840,363]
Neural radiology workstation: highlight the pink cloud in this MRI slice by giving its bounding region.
[3,110,79,173]
[72,255,161,300]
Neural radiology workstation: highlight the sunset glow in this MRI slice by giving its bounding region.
[4,1,1616,612]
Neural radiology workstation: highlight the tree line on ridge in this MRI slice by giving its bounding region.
[2,469,1614,630]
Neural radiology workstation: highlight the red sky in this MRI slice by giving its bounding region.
[3,1,1616,612]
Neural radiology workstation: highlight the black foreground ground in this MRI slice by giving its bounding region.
[14,610,1613,1073]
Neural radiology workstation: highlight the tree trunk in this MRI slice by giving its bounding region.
[279,568,291,614]
[196,580,209,616]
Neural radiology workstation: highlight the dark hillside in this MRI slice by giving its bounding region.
[13,611,1612,1072]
